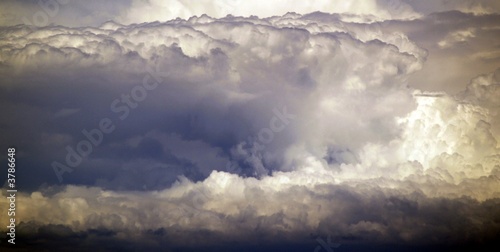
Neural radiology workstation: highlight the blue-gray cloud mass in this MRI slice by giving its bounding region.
[0,1,499,251]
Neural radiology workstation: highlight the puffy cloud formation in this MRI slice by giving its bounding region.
[0,8,499,251]
[2,0,500,27]
[0,0,419,27]
[121,0,421,24]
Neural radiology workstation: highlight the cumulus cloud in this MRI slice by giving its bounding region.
[0,0,422,27]
[0,7,499,251]
[120,0,421,24]
[1,171,499,249]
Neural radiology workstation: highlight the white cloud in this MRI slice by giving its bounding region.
[119,0,420,24]
[0,9,499,249]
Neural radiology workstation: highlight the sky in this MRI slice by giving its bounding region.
[0,0,499,251]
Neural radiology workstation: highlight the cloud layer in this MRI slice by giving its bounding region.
[0,7,499,251]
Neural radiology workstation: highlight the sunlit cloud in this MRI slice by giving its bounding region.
[0,1,499,251]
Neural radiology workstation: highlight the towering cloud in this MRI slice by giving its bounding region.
[0,3,499,251]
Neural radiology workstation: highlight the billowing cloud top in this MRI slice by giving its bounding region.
[0,1,499,251]
[2,0,500,27]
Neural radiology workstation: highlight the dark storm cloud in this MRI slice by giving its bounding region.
[1,184,499,251]
[0,12,424,189]
[0,5,499,252]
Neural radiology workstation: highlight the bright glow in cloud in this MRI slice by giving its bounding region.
[0,3,499,251]
[112,0,420,24]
